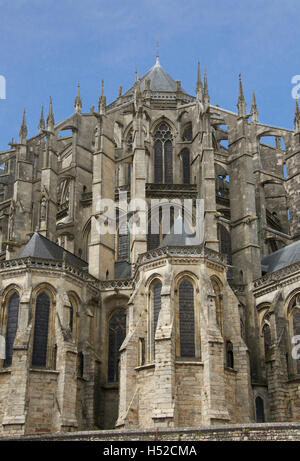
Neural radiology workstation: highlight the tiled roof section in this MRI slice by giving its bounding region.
[261,240,300,273]
[19,232,88,268]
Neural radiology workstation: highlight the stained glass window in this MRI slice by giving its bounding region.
[179,280,195,357]
[153,281,162,358]
[154,123,173,184]
[3,292,19,367]
[32,292,50,367]
[182,148,190,184]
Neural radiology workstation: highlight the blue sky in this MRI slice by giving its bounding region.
[0,0,299,149]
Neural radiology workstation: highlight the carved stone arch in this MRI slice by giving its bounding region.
[174,270,199,289]
[32,282,57,303]
[285,289,300,317]
[150,116,178,138]
[1,283,22,306]
[145,273,164,294]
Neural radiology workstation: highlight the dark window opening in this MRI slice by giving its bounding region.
[3,292,19,367]
[108,310,126,382]
[179,280,195,357]
[32,292,50,367]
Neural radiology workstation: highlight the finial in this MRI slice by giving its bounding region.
[19,107,28,142]
[47,96,55,129]
[203,68,210,105]
[155,39,160,65]
[251,91,258,122]
[98,80,106,114]
[38,104,45,132]
[135,68,138,82]
[74,81,82,113]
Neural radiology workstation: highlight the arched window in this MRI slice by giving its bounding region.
[179,279,195,357]
[255,396,265,422]
[108,310,126,382]
[154,123,173,184]
[152,280,162,358]
[3,292,19,367]
[263,323,271,358]
[181,148,190,184]
[226,341,234,368]
[32,292,50,367]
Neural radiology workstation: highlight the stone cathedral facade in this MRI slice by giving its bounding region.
[0,56,300,435]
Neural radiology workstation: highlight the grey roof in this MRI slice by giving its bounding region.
[160,216,202,247]
[261,240,300,273]
[124,58,190,96]
[19,232,88,268]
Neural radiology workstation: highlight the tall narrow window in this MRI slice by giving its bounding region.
[164,140,173,184]
[3,292,19,367]
[152,281,162,358]
[154,123,173,184]
[226,341,234,368]
[255,396,265,422]
[108,310,126,382]
[181,148,190,184]
[179,279,195,357]
[32,292,50,367]
[117,219,129,261]
[263,323,271,358]
[154,140,163,183]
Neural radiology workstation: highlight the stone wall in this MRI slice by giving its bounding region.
[1,422,299,441]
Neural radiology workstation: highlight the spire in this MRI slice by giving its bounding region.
[155,39,160,66]
[251,91,258,122]
[237,73,247,117]
[294,98,300,132]
[47,96,55,130]
[98,80,106,114]
[74,82,82,113]
[19,108,28,142]
[196,61,203,97]
[203,68,210,106]
[38,105,45,132]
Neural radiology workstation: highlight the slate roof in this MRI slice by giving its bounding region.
[159,216,202,247]
[261,240,300,274]
[19,232,88,268]
[123,58,191,96]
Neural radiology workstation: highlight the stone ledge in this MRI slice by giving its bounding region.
[1,422,300,441]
